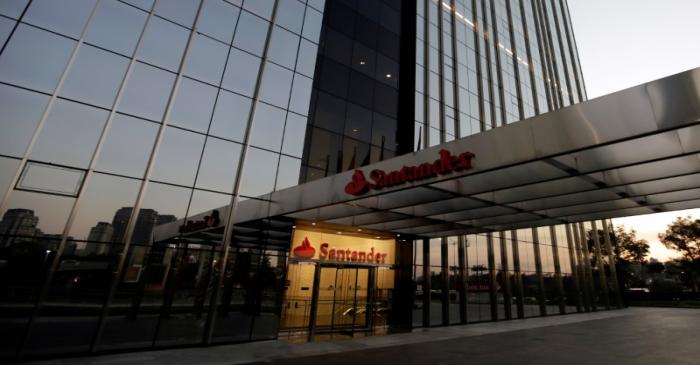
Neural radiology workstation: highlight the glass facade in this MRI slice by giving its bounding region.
[0,0,324,359]
[0,0,620,361]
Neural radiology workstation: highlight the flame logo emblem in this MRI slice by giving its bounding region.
[293,236,316,258]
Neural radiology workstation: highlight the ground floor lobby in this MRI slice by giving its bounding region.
[28,307,699,365]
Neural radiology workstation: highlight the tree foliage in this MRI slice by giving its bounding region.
[613,226,649,263]
[658,216,700,261]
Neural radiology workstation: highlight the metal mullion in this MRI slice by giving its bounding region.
[570,222,590,311]
[510,229,524,318]
[590,220,610,309]
[89,0,207,350]
[437,0,447,142]
[422,1,430,149]
[564,223,583,312]
[601,219,623,308]
[517,0,541,115]
[530,0,557,110]
[504,0,524,121]
[559,0,586,101]
[488,0,508,126]
[479,0,496,129]
[449,0,462,138]
[470,0,486,133]
[548,0,574,105]
[549,225,566,314]
[531,227,546,316]
[577,222,597,311]
[203,0,282,343]
[499,232,512,319]
[486,232,498,320]
[539,0,565,108]
[457,235,468,323]
[0,0,32,56]
[12,0,103,357]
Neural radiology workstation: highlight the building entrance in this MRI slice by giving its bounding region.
[315,265,371,334]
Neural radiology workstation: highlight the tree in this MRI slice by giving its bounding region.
[587,226,649,263]
[658,216,700,261]
[659,216,700,292]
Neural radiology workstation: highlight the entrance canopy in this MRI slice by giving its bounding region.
[160,68,700,241]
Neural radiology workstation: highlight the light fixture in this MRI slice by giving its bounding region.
[357,228,362,232]
[385,73,392,78]
[292,225,296,229]
[359,60,366,65]
[396,234,401,237]
[337,231,342,235]
[311,222,316,226]
[375,236,381,239]
[352,128,359,132]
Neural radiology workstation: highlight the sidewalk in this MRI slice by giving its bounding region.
[28,309,634,365]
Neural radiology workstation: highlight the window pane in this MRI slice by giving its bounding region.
[195,138,242,193]
[222,48,261,97]
[296,39,318,77]
[150,127,205,186]
[0,84,50,158]
[137,17,189,72]
[259,62,293,108]
[118,62,176,121]
[233,11,269,56]
[281,113,307,158]
[134,182,191,244]
[94,114,158,178]
[0,157,20,203]
[68,173,140,242]
[242,0,274,20]
[84,0,147,56]
[268,26,299,70]
[209,90,251,142]
[2,189,76,235]
[238,147,278,197]
[199,0,240,44]
[0,24,76,93]
[169,77,218,133]
[0,17,14,46]
[276,0,305,33]
[60,44,129,108]
[24,0,96,38]
[187,189,230,221]
[289,73,313,115]
[250,102,286,151]
[302,7,322,43]
[154,0,199,28]
[17,162,85,197]
[276,156,300,190]
[184,34,229,85]
[30,99,108,168]
[0,0,29,19]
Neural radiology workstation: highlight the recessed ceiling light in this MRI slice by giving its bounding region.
[352,128,359,132]
[357,228,362,232]
[385,74,392,78]
[375,236,381,239]
[337,231,342,234]
[311,222,316,226]
[359,60,366,65]
[292,225,296,229]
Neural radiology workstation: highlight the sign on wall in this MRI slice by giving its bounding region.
[290,228,396,266]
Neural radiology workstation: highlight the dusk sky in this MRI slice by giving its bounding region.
[569,0,700,261]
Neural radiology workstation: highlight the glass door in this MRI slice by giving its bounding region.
[315,266,371,334]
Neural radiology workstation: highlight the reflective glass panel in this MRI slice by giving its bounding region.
[233,10,269,56]
[24,0,96,38]
[137,17,189,72]
[259,62,293,108]
[60,44,129,108]
[250,102,286,151]
[222,48,261,97]
[199,0,240,44]
[154,0,199,28]
[150,127,205,186]
[0,84,50,157]
[184,34,229,86]
[94,114,158,178]
[30,99,108,168]
[84,0,147,56]
[209,90,251,142]
[281,113,307,158]
[169,77,218,133]
[195,138,242,193]
[0,24,76,93]
[276,156,301,190]
[238,147,278,197]
[118,62,176,121]
[268,26,299,70]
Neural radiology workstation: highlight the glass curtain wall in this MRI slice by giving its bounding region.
[412,223,612,328]
[0,0,324,360]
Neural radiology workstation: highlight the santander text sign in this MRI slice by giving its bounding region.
[344,149,475,196]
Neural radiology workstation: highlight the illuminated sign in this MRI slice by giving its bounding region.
[292,237,389,264]
[345,149,475,196]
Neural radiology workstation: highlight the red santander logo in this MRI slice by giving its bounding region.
[293,237,316,258]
